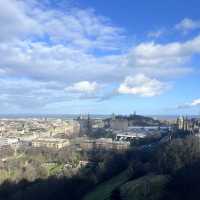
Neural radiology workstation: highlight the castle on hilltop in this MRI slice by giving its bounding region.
[177,116,200,134]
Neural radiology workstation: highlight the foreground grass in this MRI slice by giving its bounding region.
[83,171,169,200]
[121,174,169,200]
[83,170,130,200]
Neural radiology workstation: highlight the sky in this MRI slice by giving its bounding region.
[1,0,200,115]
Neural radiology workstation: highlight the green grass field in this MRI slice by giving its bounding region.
[120,174,168,200]
[83,171,169,200]
[83,170,130,200]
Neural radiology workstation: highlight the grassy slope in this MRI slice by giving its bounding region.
[83,170,130,200]
[83,172,168,200]
[120,174,168,200]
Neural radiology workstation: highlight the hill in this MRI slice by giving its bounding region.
[112,114,163,126]
[83,170,130,200]
[83,171,168,200]
[120,174,168,200]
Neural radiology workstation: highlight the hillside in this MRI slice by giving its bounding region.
[83,171,168,200]
[83,170,130,200]
[120,174,168,200]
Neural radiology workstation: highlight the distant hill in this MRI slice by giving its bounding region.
[109,114,163,126]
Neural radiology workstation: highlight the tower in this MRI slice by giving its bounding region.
[177,116,184,130]
[183,116,188,131]
[112,113,116,120]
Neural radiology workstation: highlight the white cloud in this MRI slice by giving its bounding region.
[0,78,68,111]
[0,0,41,42]
[147,29,164,38]
[177,98,200,109]
[118,74,170,97]
[191,99,200,106]
[0,0,127,84]
[0,0,124,51]
[175,18,200,33]
[65,81,100,94]
[126,34,200,76]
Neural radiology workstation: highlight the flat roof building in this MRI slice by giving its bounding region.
[32,138,70,149]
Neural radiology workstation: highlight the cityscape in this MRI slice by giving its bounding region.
[0,113,199,179]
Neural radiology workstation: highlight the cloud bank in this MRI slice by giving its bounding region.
[0,0,199,112]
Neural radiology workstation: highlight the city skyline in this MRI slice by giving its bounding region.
[1,0,200,115]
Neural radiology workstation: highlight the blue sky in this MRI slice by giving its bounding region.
[1,0,200,115]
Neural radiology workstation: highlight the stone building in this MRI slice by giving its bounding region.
[49,120,80,138]
[177,116,200,134]
[32,138,70,149]
[76,115,92,135]
[78,138,129,151]
[110,119,128,131]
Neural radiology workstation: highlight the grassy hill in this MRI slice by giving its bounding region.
[83,170,130,200]
[83,172,168,200]
[121,174,168,200]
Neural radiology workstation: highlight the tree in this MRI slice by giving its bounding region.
[110,188,122,200]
